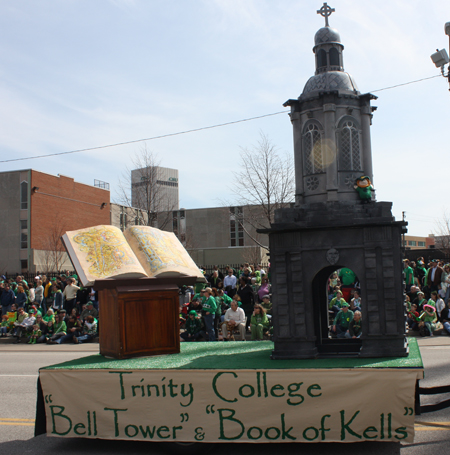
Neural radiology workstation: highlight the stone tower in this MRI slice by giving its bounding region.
[285,6,376,205]
[263,4,408,359]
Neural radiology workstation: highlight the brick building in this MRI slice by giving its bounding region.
[403,234,435,250]
[0,169,110,274]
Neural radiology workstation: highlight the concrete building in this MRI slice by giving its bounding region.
[171,205,270,266]
[131,166,179,214]
[110,203,149,231]
[0,170,110,274]
[109,203,269,266]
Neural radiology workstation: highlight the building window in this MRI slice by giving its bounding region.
[20,219,28,249]
[338,119,362,171]
[20,232,28,249]
[230,206,244,247]
[303,123,324,176]
[21,260,28,270]
[20,181,28,210]
[408,240,417,246]
[418,241,426,247]
[173,211,178,236]
[120,213,127,231]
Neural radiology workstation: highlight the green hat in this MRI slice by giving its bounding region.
[341,302,350,308]
[50,278,56,281]
[356,175,370,182]
[189,310,197,315]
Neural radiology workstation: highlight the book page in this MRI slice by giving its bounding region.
[62,225,147,286]
[124,226,205,282]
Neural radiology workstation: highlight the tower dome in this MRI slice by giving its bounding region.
[314,26,341,45]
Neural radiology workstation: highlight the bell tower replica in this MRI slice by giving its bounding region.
[286,3,376,205]
[264,4,408,359]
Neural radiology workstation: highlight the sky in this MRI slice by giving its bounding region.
[0,0,448,237]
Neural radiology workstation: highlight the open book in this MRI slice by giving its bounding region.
[62,225,206,287]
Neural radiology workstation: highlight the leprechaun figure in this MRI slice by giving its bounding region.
[354,176,374,203]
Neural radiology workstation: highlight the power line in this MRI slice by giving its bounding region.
[0,73,442,164]
[0,111,288,164]
[370,74,441,93]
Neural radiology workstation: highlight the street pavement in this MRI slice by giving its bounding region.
[0,336,449,454]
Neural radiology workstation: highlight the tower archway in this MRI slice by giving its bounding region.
[312,265,362,355]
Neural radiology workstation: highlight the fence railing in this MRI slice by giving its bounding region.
[3,264,270,284]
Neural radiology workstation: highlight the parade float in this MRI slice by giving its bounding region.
[35,3,425,446]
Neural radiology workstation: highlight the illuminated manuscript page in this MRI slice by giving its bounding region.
[124,226,204,281]
[63,225,147,286]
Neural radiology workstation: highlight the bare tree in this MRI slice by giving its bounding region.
[434,211,450,257]
[41,216,67,273]
[116,145,177,230]
[243,246,264,269]
[227,133,295,249]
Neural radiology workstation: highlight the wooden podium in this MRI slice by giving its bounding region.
[94,277,197,359]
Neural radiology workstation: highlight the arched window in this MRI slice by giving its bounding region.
[303,123,324,175]
[329,47,339,66]
[338,119,362,171]
[317,49,327,69]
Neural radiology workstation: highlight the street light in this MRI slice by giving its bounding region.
[430,22,450,90]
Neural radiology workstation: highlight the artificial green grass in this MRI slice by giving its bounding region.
[41,337,422,371]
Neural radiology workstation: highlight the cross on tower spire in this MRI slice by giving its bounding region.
[317,2,335,27]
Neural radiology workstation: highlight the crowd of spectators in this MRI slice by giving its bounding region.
[403,258,450,337]
[4,256,444,346]
[327,268,362,339]
[0,272,99,344]
[179,263,272,342]
[327,258,450,339]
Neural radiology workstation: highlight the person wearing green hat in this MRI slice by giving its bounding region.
[180,310,205,342]
[332,303,354,339]
[419,305,437,337]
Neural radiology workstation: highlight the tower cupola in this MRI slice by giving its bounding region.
[314,26,343,73]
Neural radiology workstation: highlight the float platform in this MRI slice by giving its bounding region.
[36,339,424,444]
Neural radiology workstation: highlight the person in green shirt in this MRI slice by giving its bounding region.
[346,311,362,339]
[43,308,56,325]
[212,288,231,336]
[419,305,437,337]
[403,259,414,291]
[214,289,233,323]
[180,310,205,342]
[329,290,347,318]
[261,295,272,317]
[332,303,354,339]
[0,315,9,336]
[416,291,427,312]
[201,288,217,341]
[47,310,67,343]
[427,291,438,309]
[250,304,269,341]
